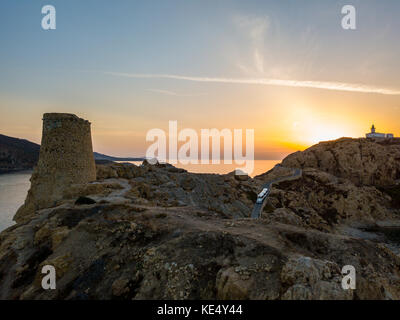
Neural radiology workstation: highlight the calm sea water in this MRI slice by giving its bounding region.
[0,160,280,232]
[0,171,32,232]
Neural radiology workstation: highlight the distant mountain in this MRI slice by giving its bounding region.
[0,134,144,174]
[93,152,144,162]
[0,134,40,174]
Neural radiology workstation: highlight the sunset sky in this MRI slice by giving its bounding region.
[1,0,399,159]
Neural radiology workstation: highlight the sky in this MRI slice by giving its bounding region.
[0,0,399,159]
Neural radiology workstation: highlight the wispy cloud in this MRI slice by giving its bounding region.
[233,14,269,74]
[105,72,400,95]
[146,89,206,97]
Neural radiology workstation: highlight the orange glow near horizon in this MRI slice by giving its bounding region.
[1,86,399,160]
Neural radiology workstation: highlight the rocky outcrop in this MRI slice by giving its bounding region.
[1,170,399,299]
[255,167,400,231]
[0,134,40,174]
[282,138,400,187]
[0,156,399,300]
[1,132,400,300]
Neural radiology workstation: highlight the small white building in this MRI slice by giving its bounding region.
[366,124,394,139]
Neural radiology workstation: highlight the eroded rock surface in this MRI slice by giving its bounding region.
[282,137,400,187]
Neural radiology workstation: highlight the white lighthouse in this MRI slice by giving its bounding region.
[366,124,394,139]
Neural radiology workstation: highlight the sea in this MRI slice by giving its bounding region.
[0,160,280,232]
[0,171,32,232]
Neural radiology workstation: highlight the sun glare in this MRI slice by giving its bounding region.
[306,124,347,145]
[286,105,358,147]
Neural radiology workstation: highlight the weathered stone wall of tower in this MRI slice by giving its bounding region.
[14,113,96,222]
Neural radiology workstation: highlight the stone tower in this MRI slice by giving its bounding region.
[14,113,96,222]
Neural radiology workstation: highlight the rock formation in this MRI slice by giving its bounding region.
[282,137,400,187]
[1,127,400,300]
[14,113,96,223]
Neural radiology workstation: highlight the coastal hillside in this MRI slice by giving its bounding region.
[93,152,144,162]
[0,134,40,174]
[0,133,144,174]
[1,137,400,300]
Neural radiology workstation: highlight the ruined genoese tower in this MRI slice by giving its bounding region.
[14,113,96,222]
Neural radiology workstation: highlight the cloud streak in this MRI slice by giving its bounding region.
[105,72,400,95]
[146,89,205,97]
